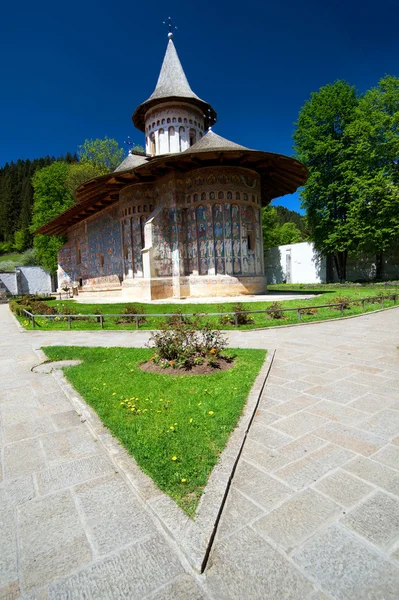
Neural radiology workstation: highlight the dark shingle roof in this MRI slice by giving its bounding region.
[114,153,148,172]
[132,40,216,132]
[184,130,248,153]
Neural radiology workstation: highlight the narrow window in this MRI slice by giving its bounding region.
[179,126,185,152]
[150,133,155,156]
[168,126,175,152]
[99,254,104,267]
[189,129,196,146]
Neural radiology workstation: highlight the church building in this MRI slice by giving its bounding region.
[37,32,308,300]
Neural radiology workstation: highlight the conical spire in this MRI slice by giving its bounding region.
[132,39,216,132]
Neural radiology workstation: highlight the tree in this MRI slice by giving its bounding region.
[31,163,74,272]
[64,162,105,196]
[346,76,399,275]
[262,206,306,249]
[293,81,359,281]
[78,137,125,173]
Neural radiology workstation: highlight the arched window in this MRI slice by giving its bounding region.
[161,118,165,124]
[167,117,171,123]
[157,120,160,126]
[189,119,193,124]
[172,117,176,123]
[168,126,175,152]
[193,193,198,202]
[210,191,215,200]
[184,118,187,123]
[179,126,185,152]
[158,128,164,153]
[227,191,232,199]
[150,133,155,156]
[178,117,182,123]
[189,129,196,146]
[152,122,155,128]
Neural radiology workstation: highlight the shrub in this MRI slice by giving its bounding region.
[164,310,192,328]
[267,302,285,319]
[148,318,228,370]
[326,296,352,310]
[0,261,17,272]
[30,301,58,316]
[117,303,147,324]
[220,303,255,326]
[300,307,318,316]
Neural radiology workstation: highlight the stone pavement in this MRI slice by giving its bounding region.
[1,304,399,599]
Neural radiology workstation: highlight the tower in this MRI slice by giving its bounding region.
[132,33,216,156]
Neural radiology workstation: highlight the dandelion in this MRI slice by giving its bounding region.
[198,402,202,406]
[112,392,116,396]
[171,456,177,461]
[160,399,164,402]
[170,426,175,431]
[181,478,187,483]
[189,418,193,423]
[209,411,214,415]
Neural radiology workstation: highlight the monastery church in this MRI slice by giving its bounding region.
[38,32,308,300]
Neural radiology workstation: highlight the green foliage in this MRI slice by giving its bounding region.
[262,206,307,249]
[42,345,265,515]
[219,302,255,325]
[0,260,17,272]
[78,137,125,173]
[64,162,105,196]
[149,318,228,370]
[294,80,359,280]
[31,162,75,273]
[266,301,285,319]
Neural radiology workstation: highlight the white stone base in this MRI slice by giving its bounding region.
[121,275,267,301]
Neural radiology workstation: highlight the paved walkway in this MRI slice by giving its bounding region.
[1,305,399,599]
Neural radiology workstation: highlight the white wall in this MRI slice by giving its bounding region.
[265,242,326,284]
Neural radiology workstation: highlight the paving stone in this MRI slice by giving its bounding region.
[275,444,354,490]
[51,410,81,430]
[255,488,341,551]
[146,574,209,599]
[348,393,398,413]
[370,445,399,471]
[306,400,367,426]
[0,403,43,427]
[74,474,156,556]
[36,392,72,414]
[3,417,55,444]
[268,395,318,417]
[342,491,399,549]
[0,475,35,511]
[271,412,329,438]
[41,427,100,464]
[0,511,17,589]
[207,526,313,600]
[314,421,388,456]
[18,490,91,592]
[283,380,315,392]
[233,461,293,511]
[48,535,184,600]
[258,396,282,410]
[393,436,399,447]
[252,409,279,427]
[343,456,399,497]
[217,488,263,540]
[242,439,289,472]
[314,469,374,507]
[292,524,399,600]
[0,581,20,600]
[358,409,399,438]
[305,381,370,404]
[249,422,293,449]
[261,384,303,403]
[36,454,114,495]
[277,434,327,463]
[3,438,46,478]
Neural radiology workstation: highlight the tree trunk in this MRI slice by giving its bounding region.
[333,250,347,283]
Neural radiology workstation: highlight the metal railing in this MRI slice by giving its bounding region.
[21,293,398,329]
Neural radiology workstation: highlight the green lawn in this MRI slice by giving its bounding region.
[0,253,24,263]
[42,346,266,516]
[16,284,399,330]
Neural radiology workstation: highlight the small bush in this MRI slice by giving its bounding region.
[117,303,147,324]
[326,296,352,310]
[0,261,17,272]
[164,310,192,328]
[30,301,58,316]
[148,318,228,370]
[267,302,285,319]
[300,307,318,316]
[220,303,255,326]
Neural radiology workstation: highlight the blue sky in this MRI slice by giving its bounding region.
[1,0,398,213]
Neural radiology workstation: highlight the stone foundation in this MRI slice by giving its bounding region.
[121,275,267,301]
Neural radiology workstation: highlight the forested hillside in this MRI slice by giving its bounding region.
[0,153,77,252]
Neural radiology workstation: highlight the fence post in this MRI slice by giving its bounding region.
[297,309,302,322]
[394,295,397,306]
[340,303,344,317]
[381,297,384,309]
[100,315,104,329]
[67,316,71,330]
[32,314,35,329]
[362,299,365,311]
[135,315,139,329]
[234,313,238,327]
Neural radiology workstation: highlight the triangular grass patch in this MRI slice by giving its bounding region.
[42,346,266,517]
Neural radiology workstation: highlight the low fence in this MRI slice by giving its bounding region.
[21,293,399,330]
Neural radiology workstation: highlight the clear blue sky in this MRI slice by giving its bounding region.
[1,0,398,213]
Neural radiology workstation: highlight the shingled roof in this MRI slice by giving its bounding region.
[184,130,248,153]
[114,152,148,172]
[132,39,216,132]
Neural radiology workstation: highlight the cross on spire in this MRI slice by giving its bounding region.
[163,16,177,39]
